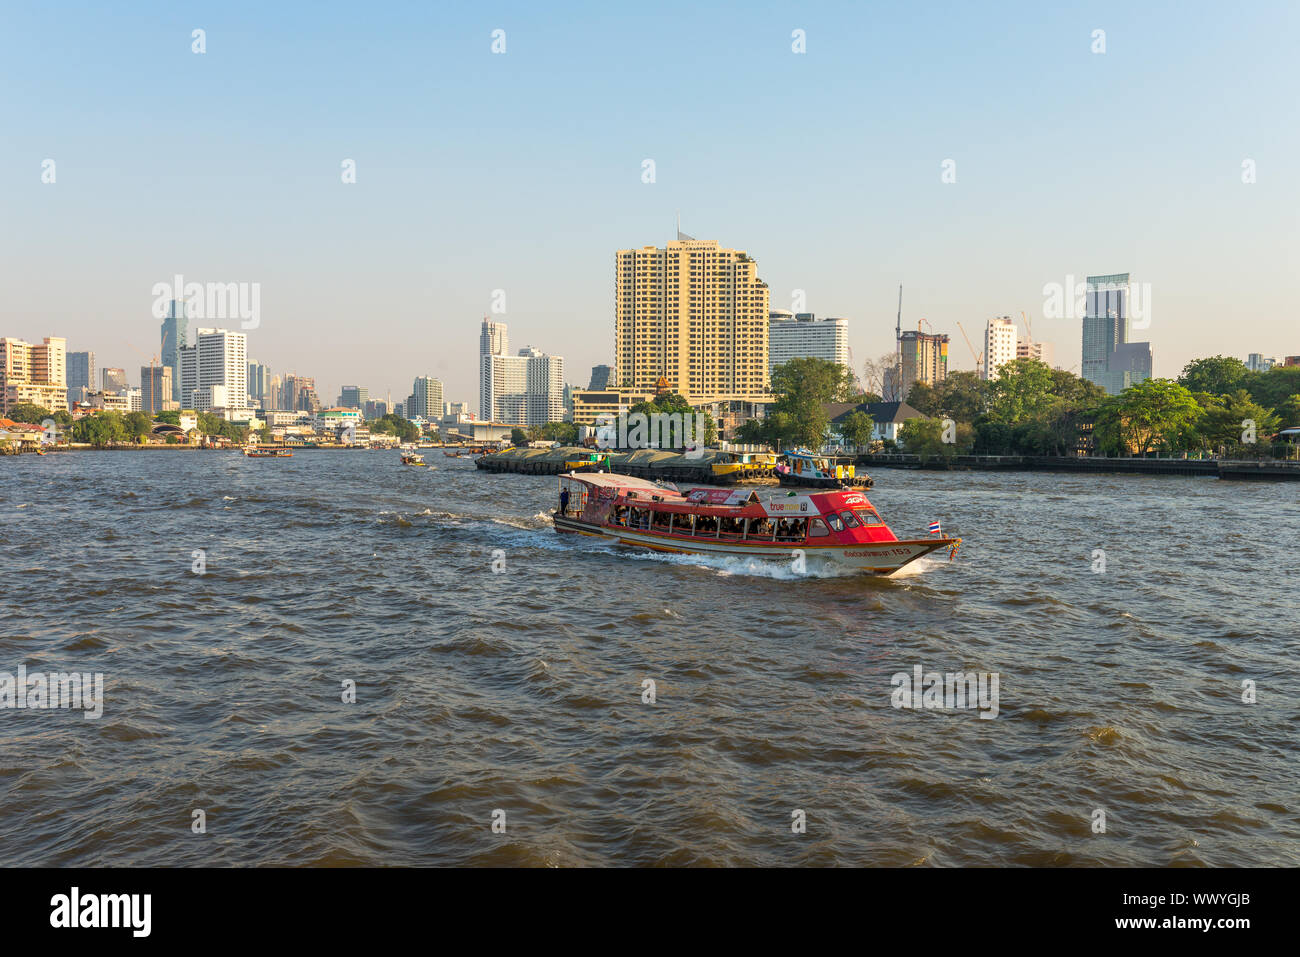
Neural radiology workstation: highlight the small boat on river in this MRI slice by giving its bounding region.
[552,472,958,575]
[776,449,871,489]
[244,446,293,458]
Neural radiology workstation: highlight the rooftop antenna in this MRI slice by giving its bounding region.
[675,211,694,242]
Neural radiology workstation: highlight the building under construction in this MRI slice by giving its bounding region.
[899,329,949,399]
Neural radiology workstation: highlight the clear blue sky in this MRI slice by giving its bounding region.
[3,0,1297,405]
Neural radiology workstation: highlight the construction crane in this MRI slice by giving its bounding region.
[955,321,983,378]
[1020,310,1033,347]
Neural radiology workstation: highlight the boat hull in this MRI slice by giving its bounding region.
[553,513,954,575]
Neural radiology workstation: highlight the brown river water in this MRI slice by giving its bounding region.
[1,451,1296,865]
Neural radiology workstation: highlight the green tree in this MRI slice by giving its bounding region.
[1245,366,1300,412]
[1196,389,1280,454]
[628,392,717,446]
[1094,379,1202,455]
[905,381,940,416]
[71,412,128,447]
[155,410,181,425]
[369,413,419,443]
[5,402,51,424]
[899,417,971,458]
[124,411,152,438]
[1048,368,1106,406]
[769,357,854,448]
[986,358,1055,424]
[934,371,990,422]
[510,427,527,446]
[838,410,875,450]
[1274,393,1300,426]
[1178,356,1247,396]
[539,421,579,445]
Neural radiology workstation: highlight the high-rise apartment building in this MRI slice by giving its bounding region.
[480,318,510,420]
[768,311,850,374]
[178,328,248,412]
[160,299,188,404]
[899,330,949,398]
[281,374,318,413]
[406,377,444,421]
[1016,340,1055,368]
[247,361,271,409]
[339,385,368,410]
[478,320,564,425]
[67,351,95,406]
[521,347,564,425]
[615,238,770,403]
[102,368,127,392]
[983,317,1018,381]
[141,365,175,413]
[0,336,67,415]
[1082,273,1153,394]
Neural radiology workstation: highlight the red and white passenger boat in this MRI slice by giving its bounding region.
[553,472,961,576]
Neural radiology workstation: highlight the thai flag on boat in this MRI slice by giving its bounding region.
[927,521,942,535]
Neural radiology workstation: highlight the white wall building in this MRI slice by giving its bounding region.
[983,316,1018,380]
[1017,339,1055,368]
[478,320,563,426]
[768,311,850,373]
[179,328,248,411]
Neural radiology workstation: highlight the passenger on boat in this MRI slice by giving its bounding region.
[613,506,627,525]
[776,519,806,542]
[559,487,570,516]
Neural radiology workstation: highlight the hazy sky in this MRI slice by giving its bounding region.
[3,1,1297,407]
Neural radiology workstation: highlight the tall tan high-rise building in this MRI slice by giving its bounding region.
[0,336,67,415]
[899,330,949,398]
[615,238,770,404]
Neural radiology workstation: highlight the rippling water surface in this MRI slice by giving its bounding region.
[2,451,1296,866]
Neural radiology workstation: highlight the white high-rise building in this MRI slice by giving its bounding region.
[178,328,248,412]
[768,312,851,373]
[478,322,564,426]
[479,319,510,421]
[983,316,1018,380]
[521,346,565,425]
[1017,340,1055,368]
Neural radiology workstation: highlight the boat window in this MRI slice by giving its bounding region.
[719,516,744,537]
[652,510,672,531]
[840,510,861,528]
[854,508,883,526]
[693,514,718,537]
[612,506,627,526]
[747,517,774,540]
[775,518,807,542]
[826,513,844,532]
[808,519,830,537]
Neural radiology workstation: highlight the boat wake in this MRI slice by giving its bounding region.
[623,548,861,580]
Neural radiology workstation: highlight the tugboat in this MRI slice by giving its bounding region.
[775,449,871,489]
[552,472,958,576]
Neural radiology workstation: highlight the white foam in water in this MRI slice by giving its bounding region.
[624,548,859,580]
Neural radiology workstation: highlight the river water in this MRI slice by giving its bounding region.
[2,451,1296,866]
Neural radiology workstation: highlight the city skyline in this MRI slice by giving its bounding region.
[4,2,1297,406]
